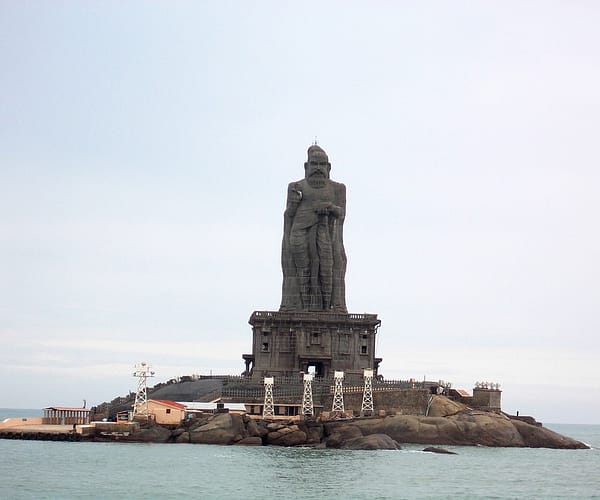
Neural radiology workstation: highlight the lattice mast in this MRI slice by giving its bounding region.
[263,377,275,418]
[132,362,155,418]
[302,373,314,417]
[361,369,374,416]
[332,371,345,413]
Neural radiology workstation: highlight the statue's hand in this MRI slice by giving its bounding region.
[315,202,332,215]
[316,203,342,217]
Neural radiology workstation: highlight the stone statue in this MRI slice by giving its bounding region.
[280,145,347,312]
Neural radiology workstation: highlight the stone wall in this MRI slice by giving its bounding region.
[247,311,381,379]
[472,388,502,410]
[321,389,430,416]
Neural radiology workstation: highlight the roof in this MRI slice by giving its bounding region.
[452,389,472,398]
[44,407,91,412]
[149,399,186,410]
[178,402,247,411]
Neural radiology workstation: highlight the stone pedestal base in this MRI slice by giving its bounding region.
[243,310,382,381]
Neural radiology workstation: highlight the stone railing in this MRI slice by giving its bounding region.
[221,377,424,401]
[250,311,380,324]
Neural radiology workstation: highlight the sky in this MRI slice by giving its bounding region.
[1,1,599,424]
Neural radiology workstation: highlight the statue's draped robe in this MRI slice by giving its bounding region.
[280,178,347,312]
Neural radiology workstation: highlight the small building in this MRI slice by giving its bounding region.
[448,386,502,411]
[472,387,502,411]
[180,402,247,415]
[245,402,323,418]
[147,400,186,425]
[43,407,91,425]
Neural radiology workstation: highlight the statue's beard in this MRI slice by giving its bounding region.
[307,172,327,188]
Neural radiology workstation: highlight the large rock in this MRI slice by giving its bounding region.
[189,413,245,445]
[325,412,589,449]
[305,425,324,445]
[340,434,401,450]
[509,419,588,449]
[267,427,307,446]
[427,396,467,417]
[325,425,363,448]
[246,419,269,438]
[423,446,457,455]
[175,431,190,443]
[129,424,172,443]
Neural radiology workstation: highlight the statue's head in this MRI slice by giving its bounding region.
[304,145,331,183]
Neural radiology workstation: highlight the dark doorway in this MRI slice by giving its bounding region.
[307,361,325,378]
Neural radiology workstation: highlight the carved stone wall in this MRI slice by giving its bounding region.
[244,311,382,380]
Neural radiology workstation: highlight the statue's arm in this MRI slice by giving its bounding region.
[322,182,346,220]
[284,182,302,219]
[335,183,346,220]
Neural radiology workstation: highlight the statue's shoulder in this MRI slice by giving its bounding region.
[288,179,307,190]
[330,180,346,192]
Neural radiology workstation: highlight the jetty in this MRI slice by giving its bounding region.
[0,423,86,441]
[0,406,94,441]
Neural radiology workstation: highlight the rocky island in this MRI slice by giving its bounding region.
[87,395,587,450]
[85,144,588,451]
[4,145,586,452]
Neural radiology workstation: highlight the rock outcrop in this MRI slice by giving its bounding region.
[340,434,401,450]
[324,424,401,450]
[323,412,588,449]
[133,424,172,443]
[89,407,589,450]
[188,413,245,445]
[423,447,457,455]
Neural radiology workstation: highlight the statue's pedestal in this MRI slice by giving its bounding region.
[243,311,382,381]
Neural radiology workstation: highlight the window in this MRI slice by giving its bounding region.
[360,333,369,355]
[262,331,270,352]
[311,330,321,345]
[166,409,171,414]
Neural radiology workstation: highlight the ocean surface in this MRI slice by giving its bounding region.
[1,409,599,499]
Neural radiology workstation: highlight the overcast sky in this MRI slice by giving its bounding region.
[1,1,599,424]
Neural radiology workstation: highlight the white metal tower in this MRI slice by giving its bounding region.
[332,371,345,413]
[132,362,155,419]
[361,369,374,416]
[263,377,275,418]
[301,373,314,417]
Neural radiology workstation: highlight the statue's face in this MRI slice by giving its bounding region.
[305,153,330,180]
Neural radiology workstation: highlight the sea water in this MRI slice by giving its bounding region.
[1,409,599,499]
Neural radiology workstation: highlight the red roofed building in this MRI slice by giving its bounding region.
[147,400,186,425]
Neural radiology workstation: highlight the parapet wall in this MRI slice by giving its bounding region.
[223,384,431,416]
[323,389,430,416]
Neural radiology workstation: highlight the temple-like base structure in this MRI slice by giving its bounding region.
[243,310,382,380]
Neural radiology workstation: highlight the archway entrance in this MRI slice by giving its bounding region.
[300,358,330,378]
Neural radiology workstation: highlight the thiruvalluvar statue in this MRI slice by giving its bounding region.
[280,145,347,312]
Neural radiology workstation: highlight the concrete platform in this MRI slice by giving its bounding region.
[0,423,93,441]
